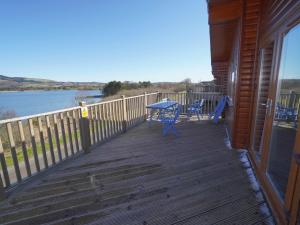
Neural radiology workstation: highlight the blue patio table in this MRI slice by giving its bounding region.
[146,100,178,126]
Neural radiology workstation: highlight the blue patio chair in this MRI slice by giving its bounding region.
[187,99,205,120]
[275,104,298,124]
[209,96,229,124]
[161,104,182,136]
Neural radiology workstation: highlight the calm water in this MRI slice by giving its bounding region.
[0,90,102,117]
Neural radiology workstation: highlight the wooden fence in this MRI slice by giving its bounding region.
[0,91,221,196]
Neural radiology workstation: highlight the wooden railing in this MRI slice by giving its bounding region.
[159,92,222,114]
[279,91,300,115]
[0,91,221,197]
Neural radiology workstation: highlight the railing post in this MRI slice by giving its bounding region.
[122,95,128,132]
[79,102,91,153]
[144,92,148,121]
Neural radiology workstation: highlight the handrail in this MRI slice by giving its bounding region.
[0,106,81,125]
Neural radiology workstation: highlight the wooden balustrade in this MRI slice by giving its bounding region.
[160,92,222,114]
[0,91,222,198]
[279,91,300,115]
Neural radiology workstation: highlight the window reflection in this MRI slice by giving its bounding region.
[267,24,300,199]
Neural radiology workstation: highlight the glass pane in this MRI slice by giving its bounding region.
[252,45,273,159]
[267,24,300,199]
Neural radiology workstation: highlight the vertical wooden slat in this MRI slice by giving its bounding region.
[115,101,120,133]
[98,105,105,141]
[53,114,62,161]
[128,99,132,127]
[18,121,31,176]
[66,112,74,155]
[111,102,116,135]
[94,106,100,143]
[119,100,123,132]
[108,102,113,137]
[45,116,55,165]
[102,104,108,139]
[112,101,118,135]
[59,113,68,158]
[0,136,10,187]
[122,95,128,132]
[113,102,118,133]
[72,110,80,152]
[38,117,48,169]
[7,122,22,182]
[28,119,40,172]
[90,107,96,145]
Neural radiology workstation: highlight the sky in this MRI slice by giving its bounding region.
[0,0,213,83]
[280,24,300,79]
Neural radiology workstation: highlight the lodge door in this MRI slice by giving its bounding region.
[261,23,300,223]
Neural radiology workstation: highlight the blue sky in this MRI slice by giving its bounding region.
[0,0,212,83]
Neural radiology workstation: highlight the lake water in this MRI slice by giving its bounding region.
[0,90,102,117]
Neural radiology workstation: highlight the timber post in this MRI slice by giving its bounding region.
[79,102,91,153]
[122,95,128,132]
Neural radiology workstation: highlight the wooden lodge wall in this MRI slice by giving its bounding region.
[232,0,261,149]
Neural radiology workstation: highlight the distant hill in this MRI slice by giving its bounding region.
[0,75,105,91]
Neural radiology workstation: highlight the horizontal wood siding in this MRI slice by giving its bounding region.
[233,0,261,148]
[260,0,297,40]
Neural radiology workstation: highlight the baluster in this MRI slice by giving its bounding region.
[115,101,121,133]
[94,106,100,143]
[110,102,116,136]
[28,119,40,172]
[37,117,48,169]
[116,101,121,133]
[18,121,31,176]
[72,110,80,152]
[105,103,110,137]
[133,98,136,124]
[7,123,22,182]
[53,114,62,161]
[66,112,74,155]
[101,104,108,139]
[45,116,55,165]
[122,95,128,132]
[0,135,10,187]
[90,107,96,145]
[98,105,105,141]
[111,102,116,135]
[59,113,68,158]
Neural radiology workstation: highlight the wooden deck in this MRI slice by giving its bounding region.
[0,120,274,225]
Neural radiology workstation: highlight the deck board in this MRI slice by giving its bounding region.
[0,120,273,225]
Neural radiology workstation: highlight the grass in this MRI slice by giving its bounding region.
[3,131,80,168]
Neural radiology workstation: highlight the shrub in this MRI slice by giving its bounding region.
[103,81,122,96]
